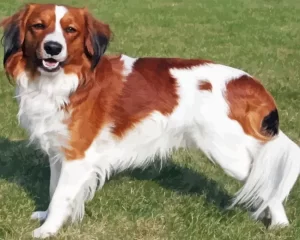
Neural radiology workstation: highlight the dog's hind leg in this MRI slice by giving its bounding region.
[268,201,289,227]
[191,130,252,182]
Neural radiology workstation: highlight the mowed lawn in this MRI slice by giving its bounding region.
[0,0,300,239]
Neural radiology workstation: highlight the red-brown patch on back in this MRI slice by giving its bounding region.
[110,58,211,138]
[225,75,278,141]
[63,57,210,159]
[199,81,212,91]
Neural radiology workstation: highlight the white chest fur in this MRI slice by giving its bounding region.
[15,71,79,156]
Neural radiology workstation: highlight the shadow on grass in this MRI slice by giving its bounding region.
[128,161,233,214]
[0,137,236,217]
[0,138,50,210]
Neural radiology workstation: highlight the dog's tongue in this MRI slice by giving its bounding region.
[43,59,59,69]
[45,61,57,67]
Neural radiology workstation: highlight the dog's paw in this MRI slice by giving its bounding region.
[269,220,289,229]
[32,225,57,239]
[31,211,48,222]
[249,208,271,220]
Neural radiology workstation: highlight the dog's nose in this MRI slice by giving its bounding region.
[44,41,63,56]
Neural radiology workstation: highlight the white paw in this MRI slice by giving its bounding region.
[269,221,289,229]
[31,211,48,221]
[32,226,57,239]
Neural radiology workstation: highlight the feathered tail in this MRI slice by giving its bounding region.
[231,130,300,219]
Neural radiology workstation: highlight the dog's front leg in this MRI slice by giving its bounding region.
[31,157,62,222]
[32,159,92,239]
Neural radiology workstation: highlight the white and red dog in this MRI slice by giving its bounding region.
[1,3,299,238]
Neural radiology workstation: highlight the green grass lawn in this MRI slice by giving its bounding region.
[0,0,300,239]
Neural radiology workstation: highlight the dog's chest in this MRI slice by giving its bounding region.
[16,72,79,154]
[18,89,68,153]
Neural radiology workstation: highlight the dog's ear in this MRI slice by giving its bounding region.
[0,4,35,66]
[84,9,112,69]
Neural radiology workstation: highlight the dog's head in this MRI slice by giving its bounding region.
[0,4,111,79]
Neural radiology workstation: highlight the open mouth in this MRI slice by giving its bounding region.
[40,58,61,72]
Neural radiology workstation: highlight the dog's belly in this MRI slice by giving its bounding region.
[84,111,189,171]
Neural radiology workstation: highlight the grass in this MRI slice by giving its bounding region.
[0,0,300,239]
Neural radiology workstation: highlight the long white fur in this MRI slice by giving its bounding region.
[14,7,300,236]
[230,131,300,224]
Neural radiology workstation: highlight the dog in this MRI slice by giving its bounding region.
[1,3,299,239]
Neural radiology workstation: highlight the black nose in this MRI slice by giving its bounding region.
[44,41,62,55]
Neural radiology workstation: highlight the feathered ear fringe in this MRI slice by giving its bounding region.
[1,21,21,66]
[0,4,36,82]
[83,9,112,70]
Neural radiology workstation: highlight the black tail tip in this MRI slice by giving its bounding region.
[261,109,279,137]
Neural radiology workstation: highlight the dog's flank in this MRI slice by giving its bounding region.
[1,3,300,239]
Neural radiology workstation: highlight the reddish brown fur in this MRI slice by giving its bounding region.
[58,7,89,80]
[64,57,210,159]
[199,81,212,91]
[110,58,212,138]
[225,75,277,141]
[64,56,124,160]
[83,9,111,58]
[63,7,112,83]
[2,51,26,79]
[0,4,43,78]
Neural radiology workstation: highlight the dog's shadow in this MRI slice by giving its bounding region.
[0,137,236,215]
[0,137,50,210]
[127,161,233,212]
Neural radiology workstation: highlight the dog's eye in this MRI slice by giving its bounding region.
[65,27,76,33]
[32,23,46,30]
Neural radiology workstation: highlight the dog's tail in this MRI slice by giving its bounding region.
[231,130,300,219]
